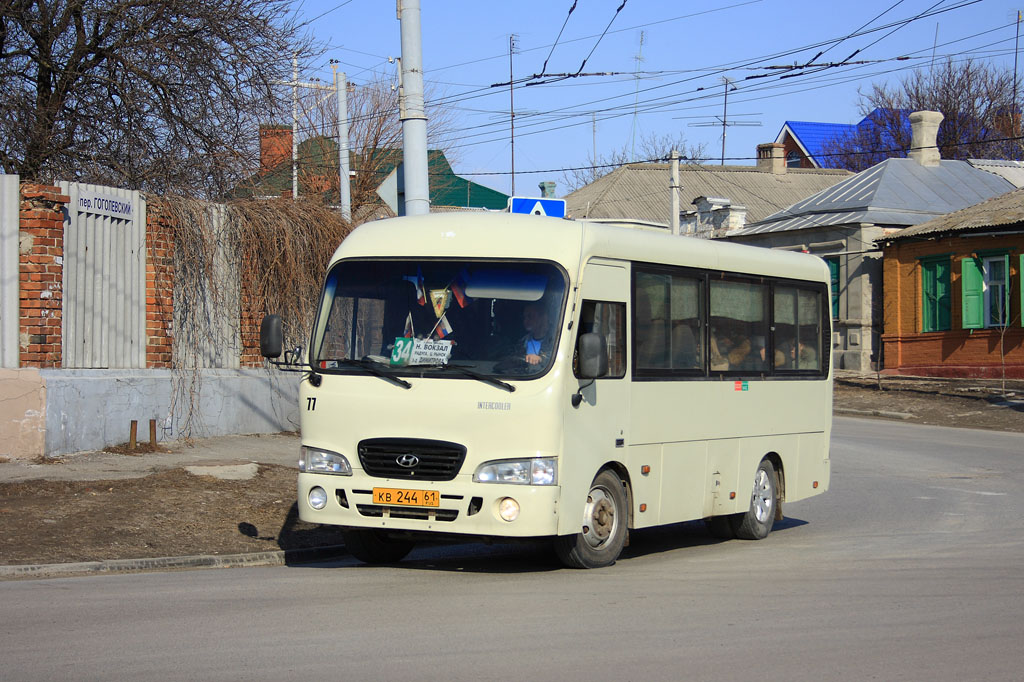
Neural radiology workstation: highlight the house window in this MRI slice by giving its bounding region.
[786,151,801,168]
[983,256,1009,327]
[920,256,950,332]
[961,254,1010,329]
[823,257,840,319]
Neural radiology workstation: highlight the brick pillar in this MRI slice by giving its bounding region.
[146,202,175,368]
[239,256,264,368]
[19,184,67,367]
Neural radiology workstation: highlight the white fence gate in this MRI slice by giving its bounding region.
[59,182,147,368]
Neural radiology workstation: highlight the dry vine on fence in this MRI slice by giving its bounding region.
[155,196,351,436]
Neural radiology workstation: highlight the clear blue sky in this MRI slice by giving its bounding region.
[295,0,1023,196]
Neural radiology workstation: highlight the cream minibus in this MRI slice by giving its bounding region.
[260,212,832,568]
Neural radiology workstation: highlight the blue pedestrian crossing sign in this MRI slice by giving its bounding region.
[509,196,567,218]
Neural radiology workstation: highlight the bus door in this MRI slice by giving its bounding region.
[560,261,630,536]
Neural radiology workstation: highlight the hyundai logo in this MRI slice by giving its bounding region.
[396,454,420,468]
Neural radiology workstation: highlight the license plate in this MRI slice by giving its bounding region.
[372,487,440,507]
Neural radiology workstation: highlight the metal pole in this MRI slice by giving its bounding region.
[292,54,299,199]
[333,65,352,222]
[509,35,516,196]
[670,149,680,235]
[721,78,729,166]
[1015,11,1021,138]
[398,0,430,216]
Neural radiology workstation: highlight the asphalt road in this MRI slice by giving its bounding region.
[2,416,1023,681]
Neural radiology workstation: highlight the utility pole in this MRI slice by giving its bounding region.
[1015,11,1021,139]
[670,149,680,236]
[398,0,430,216]
[331,62,352,222]
[720,77,734,166]
[272,57,339,201]
[509,34,518,196]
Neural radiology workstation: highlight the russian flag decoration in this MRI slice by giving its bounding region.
[436,315,453,339]
[403,312,415,338]
[451,270,469,308]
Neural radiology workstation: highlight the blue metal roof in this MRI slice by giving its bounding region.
[781,121,856,161]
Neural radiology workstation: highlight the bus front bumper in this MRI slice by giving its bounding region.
[298,472,562,538]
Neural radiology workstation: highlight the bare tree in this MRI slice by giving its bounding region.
[563,131,707,192]
[0,0,317,196]
[821,59,1022,172]
[288,76,460,218]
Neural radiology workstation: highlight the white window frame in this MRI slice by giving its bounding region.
[982,255,1009,328]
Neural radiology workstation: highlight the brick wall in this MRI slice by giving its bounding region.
[882,235,1024,378]
[19,184,67,368]
[145,202,175,368]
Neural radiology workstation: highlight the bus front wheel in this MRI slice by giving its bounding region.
[731,459,778,540]
[342,529,414,564]
[554,470,628,569]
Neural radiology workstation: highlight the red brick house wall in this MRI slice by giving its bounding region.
[18,184,66,368]
[882,235,1024,378]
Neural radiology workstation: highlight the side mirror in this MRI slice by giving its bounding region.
[260,314,283,359]
[577,332,609,379]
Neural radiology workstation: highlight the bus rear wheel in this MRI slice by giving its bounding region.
[342,529,414,564]
[554,470,628,569]
[731,459,778,540]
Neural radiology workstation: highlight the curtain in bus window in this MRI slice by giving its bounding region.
[635,272,704,372]
[773,286,821,372]
[635,273,670,369]
[710,280,767,372]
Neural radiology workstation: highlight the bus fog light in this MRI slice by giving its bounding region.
[308,486,328,510]
[498,497,520,522]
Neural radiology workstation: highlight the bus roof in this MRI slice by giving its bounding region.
[334,213,829,284]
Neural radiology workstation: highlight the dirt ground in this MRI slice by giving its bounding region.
[1,374,1022,567]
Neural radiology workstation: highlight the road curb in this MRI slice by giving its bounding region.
[835,407,913,420]
[0,544,348,580]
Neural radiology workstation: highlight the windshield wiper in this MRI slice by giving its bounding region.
[334,358,412,389]
[408,363,515,393]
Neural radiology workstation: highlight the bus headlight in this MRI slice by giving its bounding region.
[474,458,557,485]
[308,486,328,510]
[300,446,352,475]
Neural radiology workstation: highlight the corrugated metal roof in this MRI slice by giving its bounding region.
[731,158,1016,236]
[968,159,1024,188]
[884,187,1024,241]
[564,163,850,225]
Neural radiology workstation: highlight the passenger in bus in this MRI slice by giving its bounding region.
[709,327,731,370]
[522,301,554,365]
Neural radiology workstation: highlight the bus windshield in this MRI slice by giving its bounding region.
[311,259,568,379]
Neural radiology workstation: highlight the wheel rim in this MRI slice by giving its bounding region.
[752,467,774,524]
[582,485,619,549]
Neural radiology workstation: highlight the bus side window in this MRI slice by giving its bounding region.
[576,300,626,378]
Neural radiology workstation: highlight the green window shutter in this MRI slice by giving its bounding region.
[826,257,840,319]
[961,257,984,329]
[936,259,951,330]
[922,261,937,332]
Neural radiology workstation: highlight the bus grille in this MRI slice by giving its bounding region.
[356,505,459,522]
[357,438,467,481]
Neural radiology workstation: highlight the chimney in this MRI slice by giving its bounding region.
[259,124,292,174]
[908,111,943,167]
[756,142,785,174]
[538,180,556,198]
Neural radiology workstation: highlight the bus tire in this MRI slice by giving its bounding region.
[731,459,777,540]
[342,529,414,564]
[554,469,628,569]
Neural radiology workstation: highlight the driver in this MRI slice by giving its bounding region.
[521,301,553,365]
